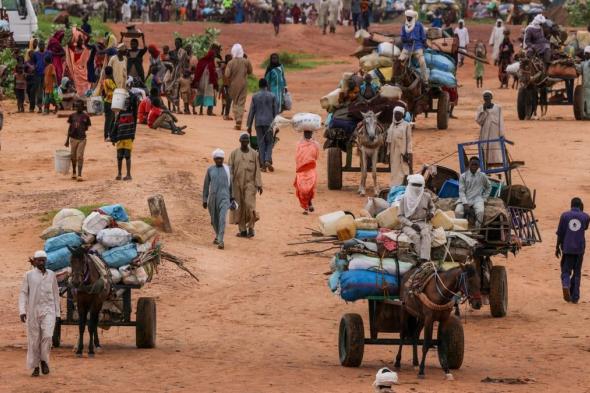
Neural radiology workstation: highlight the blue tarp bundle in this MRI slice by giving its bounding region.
[387,185,406,204]
[428,68,457,87]
[44,232,82,253]
[340,270,399,302]
[101,243,138,268]
[99,204,129,222]
[355,230,379,240]
[47,247,72,271]
[423,49,456,73]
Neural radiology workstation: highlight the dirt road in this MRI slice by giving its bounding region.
[0,23,589,393]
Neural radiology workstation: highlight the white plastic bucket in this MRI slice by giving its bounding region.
[87,96,104,115]
[111,88,128,112]
[54,149,71,175]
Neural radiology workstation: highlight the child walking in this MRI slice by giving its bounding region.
[65,99,91,181]
[474,40,487,89]
[42,56,58,115]
[14,63,27,113]
[111,93,139,181]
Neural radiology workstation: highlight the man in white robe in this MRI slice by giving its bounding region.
[454,19,470,66]
[476,90,505,168]
[19,251,60,377]
[489,19,505,65]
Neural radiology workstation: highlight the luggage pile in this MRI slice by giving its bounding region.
[41,204,160,288]
[323,190,510,302]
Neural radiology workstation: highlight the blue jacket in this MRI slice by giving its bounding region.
[401,23,427,51]
[557,208,590,255]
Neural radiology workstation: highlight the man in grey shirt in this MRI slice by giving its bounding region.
[247,78,278,172]
[455,156,491,228]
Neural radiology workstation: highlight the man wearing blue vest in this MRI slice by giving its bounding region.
[556,197,590,304]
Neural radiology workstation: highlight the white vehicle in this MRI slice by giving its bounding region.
[0,0,37,46]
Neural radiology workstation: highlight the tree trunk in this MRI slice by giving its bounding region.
[147,194,172,233]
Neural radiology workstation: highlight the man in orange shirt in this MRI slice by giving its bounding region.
[42,56,58,115]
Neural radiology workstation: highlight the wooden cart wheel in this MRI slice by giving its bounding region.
[436,91,450,130]
[327,147,343,190]
[136,297,157,348]
[52,319,61,348]
[574,85,584,121]
[437,315,464,370]
[338,313,364,367]
[489,266,508,318]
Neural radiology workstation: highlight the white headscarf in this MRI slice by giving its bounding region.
[212,148,225,159]
[231,43,244,59]
[393,106,405,124]
[483,90,493,98]
[34,250,47,259]
[403,174,425,218]
[584,45,590,54]
[531,14,545,28]
[404,10,417,33]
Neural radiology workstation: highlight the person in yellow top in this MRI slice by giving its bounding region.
[102,66,117,141]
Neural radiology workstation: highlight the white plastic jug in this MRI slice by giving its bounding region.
[54,149,71,175]
[319,211,346,236]
[111,88,129,112]
[86,96,104,115]
[376,205,400,229]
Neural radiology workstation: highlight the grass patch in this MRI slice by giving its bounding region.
[248,74,259,93]
[40,203,107,223]
[36,14,111,42]
[139,216,155,226]
[260,52,337,71]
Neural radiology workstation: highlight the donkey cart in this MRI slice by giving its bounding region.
[339,296,464,369]
[52,283,157,349]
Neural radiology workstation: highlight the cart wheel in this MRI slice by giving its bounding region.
[437,315,464,370]
[489,266,508,318]
[574,85,584,121]
[338,313,364,367]
[517,87,536,120]
[52,319,61,348]
[136,297,157,348]
[327,147,343,190]
[436,91,450,130]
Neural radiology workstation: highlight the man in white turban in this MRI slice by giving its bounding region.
[203,149,233,249]
[386,106,413,186]
[397,174,435,262]
[488,19,505,65]
[476,90,505,167]
[454,19,470,66]
[225,44,253,130]
[524,14,551,65]
[399,9,428,82]
[19,251,60,377]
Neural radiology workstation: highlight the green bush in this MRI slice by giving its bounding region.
[0,48,17,99]
[260,52,329,70]
[566,1,590,26]
[176,27,220,59]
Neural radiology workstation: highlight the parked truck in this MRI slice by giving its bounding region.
[0,0,37,47]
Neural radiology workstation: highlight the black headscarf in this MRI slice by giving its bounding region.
[265,53,281,77]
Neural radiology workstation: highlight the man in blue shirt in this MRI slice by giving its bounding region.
[556,197,590,303]
[32,41,49,113]
[400,9,428,82]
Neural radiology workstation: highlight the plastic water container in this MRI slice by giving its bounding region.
[453,219,468,231]
[86,96,104,115]
[432,209,454,230]
[54,149,71,175]
[376,205,400,229]
[336,214,356,241]
[438,179,460,198]
[111,88,129,112]
[319,211,346,236]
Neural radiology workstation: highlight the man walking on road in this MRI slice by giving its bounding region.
[556,197,590,304]
[247,78,278,172]
[203,149,233,250]
[228,133,263,238]
[19,251,60,377]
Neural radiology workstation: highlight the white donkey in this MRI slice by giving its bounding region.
[356,111,385,196]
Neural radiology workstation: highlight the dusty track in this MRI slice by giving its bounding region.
[0,22,589,393]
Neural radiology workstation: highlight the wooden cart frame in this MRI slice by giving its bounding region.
[53,284,157,349]
[339,296,464,368]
